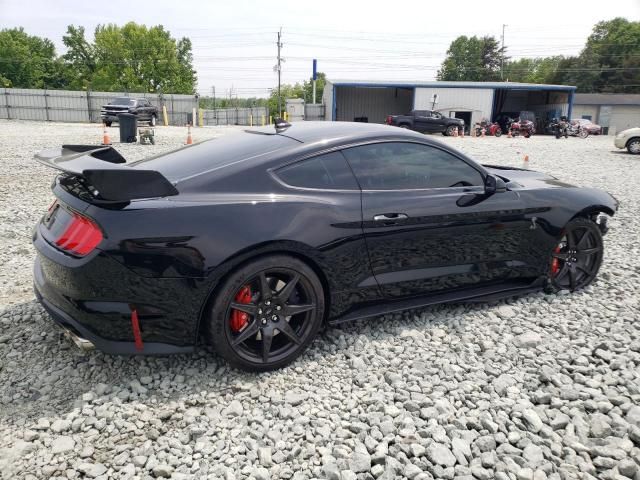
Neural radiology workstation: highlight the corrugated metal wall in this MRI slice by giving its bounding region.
[414,87,494,127]
[305,104,325,121]
[334,86,413,123]
[322,83,334,120]
[0,88,198,125]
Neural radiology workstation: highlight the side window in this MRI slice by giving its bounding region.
[276,151,359,190]
[342,142,483,190]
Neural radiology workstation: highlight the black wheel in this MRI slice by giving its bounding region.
[105,121,112,127]
[150,115,157,127]
[627,138,640,154]
[495,130,502,137]
[445,125,457,136]
[399,124,409,129]
[524,132,531,138]
[207,255,325,371]
[555,131,562,139]
[548,218,604,292]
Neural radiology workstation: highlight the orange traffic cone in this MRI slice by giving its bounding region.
[481,128,486,138]
[459,128,464,138]
[102,123,111,146]
[524,154,529,163]
[453,128,458,138]
[507,129,512,138]
[185,124,193,145]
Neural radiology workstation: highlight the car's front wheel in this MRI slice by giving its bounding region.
[627,138,640,154]
[207,255,325,371]
[548,217,604,292]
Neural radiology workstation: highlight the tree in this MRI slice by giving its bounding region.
[302,71,326,104]
[0,28,65,88]
[437,36,504,82]
[62,22,197,93]
[502,18,640,93]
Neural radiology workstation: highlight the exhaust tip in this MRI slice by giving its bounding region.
[62,328,95,351]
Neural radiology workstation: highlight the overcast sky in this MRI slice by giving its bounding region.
[1,0,639,97]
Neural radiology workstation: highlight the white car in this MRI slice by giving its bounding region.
[614,128,640,154]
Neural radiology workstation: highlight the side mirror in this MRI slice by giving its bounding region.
[484,174,507,194]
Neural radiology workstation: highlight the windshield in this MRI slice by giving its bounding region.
[110,97,136,106]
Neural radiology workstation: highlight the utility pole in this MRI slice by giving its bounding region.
[277,27,283,118]
[501,24,507,81]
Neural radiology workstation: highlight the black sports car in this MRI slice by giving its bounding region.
[33,122,618,371]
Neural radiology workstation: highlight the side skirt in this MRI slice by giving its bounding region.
[328,278,546,326]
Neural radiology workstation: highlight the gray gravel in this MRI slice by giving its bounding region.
[0,121,639,480]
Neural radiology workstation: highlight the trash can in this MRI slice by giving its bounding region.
[117,113,138,143]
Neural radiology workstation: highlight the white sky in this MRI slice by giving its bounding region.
[1,0,639,97]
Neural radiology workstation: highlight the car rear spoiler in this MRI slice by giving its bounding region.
[35,145,178,202]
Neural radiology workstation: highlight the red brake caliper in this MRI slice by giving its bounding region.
[551,245,561,276]
[230,285,252,333]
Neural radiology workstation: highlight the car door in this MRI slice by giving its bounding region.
[412,111,432,133]
[341,141,538,299]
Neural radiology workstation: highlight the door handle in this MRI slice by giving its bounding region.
[373,213,408,222]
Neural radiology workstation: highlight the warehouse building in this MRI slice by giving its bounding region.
[572,93,640,135]
[322,80,576,131]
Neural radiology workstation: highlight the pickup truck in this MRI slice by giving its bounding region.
[385,110,464,136]
[100,97,158,127]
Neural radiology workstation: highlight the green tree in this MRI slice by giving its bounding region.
[267,82,305,116]
[437,36,504,81]
[502,18,640,93]
[0,28,65,88]
[302,71,326,104]
[62,22,197,93]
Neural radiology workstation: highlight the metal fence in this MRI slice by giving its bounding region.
[201,107,269,126]
[0,88,199,125]
[305,104,325,121]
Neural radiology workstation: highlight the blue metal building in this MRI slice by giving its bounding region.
[322,80,576,130]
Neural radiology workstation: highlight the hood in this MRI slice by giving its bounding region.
[482,165,575,190]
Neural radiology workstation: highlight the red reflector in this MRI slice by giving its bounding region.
[55,212,103,256]
[131,309,144,351]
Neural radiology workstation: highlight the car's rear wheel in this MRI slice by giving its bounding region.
[445,125,457,136]
[548,217,604,292]
[627,138,640,154]
[207,255,325,371]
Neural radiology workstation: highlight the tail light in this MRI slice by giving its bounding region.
[386,116,392,125]
[54,210,103,256]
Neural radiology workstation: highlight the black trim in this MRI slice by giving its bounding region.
[329,278,545,325]
[35,287,195,356]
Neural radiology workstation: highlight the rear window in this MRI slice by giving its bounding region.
[276,152,358,190]
[132,131,297,183]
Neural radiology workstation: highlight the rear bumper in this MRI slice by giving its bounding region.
[34,256,195,355]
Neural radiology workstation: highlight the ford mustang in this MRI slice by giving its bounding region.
[33,122,618,371]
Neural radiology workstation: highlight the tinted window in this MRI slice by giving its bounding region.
[342,142,483,190]
[277,152,358,190]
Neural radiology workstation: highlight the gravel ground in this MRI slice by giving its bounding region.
[0,121,638,480]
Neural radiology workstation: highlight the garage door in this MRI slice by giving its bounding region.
[610,106,640,133]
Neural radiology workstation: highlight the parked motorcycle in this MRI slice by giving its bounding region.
[474,120,502,137]
[550,117,569,139]
[567,122,589,138]
[508,118,535,138]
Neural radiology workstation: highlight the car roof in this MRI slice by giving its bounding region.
[133,121,455,187]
